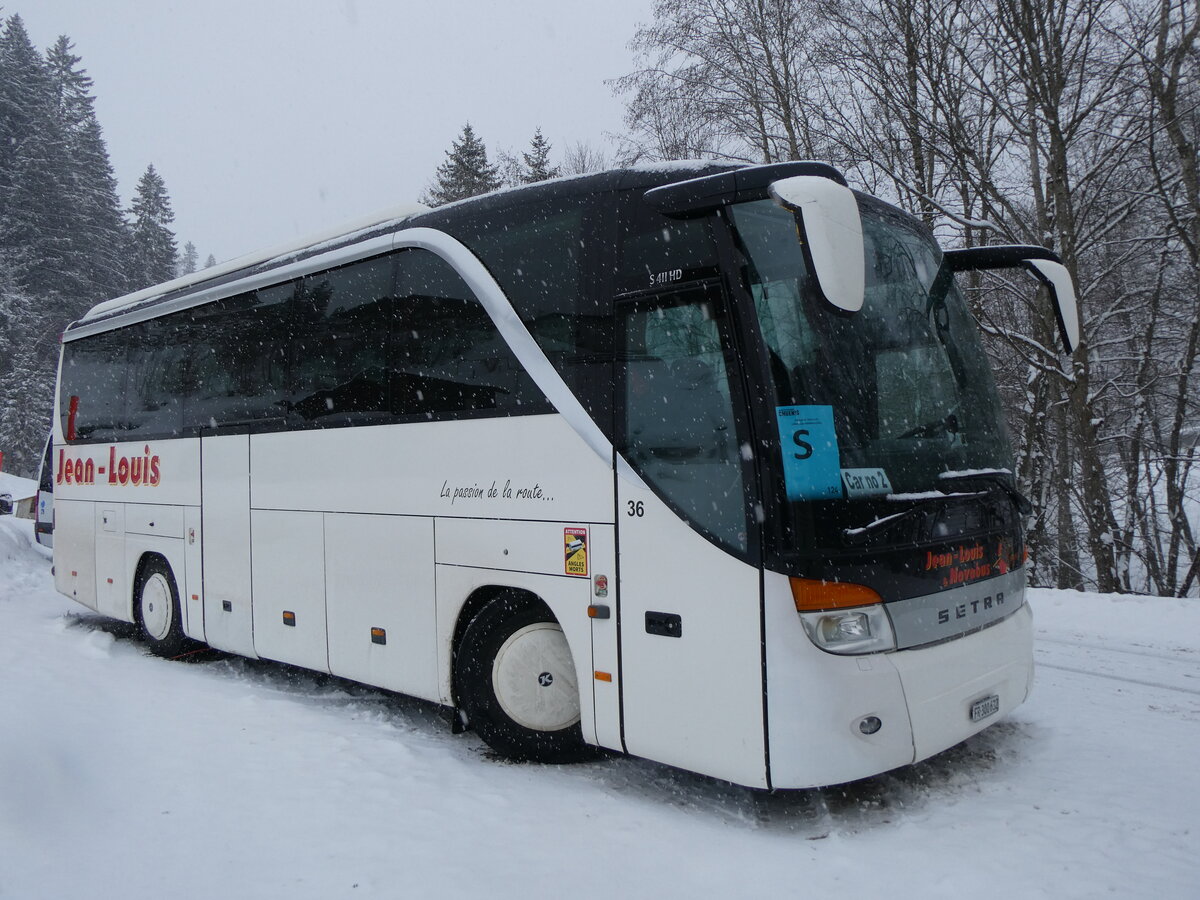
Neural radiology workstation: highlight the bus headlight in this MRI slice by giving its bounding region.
[789,577,895,654]
[798,605,896,655]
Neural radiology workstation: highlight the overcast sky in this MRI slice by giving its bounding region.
[23,1,654,264]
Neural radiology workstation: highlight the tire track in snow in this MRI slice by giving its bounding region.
[1035,633,1200,697]
[1037,635,1196,663]
[1032,628,1200,700]
[1033,658,1200,697]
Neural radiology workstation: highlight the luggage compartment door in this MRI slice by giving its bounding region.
[200,434,256,657]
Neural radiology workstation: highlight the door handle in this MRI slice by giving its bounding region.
[645,611,682,638]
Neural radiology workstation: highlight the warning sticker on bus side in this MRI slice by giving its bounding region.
[564,528,588,577]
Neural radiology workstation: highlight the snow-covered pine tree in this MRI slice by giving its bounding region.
[126,164,178,289]
[45,34,95,129]
[46,35,127,306]
[0,113,73,466]
[423,123,502,206]
[0,17,68,474]
[0,19,132,475]
[521,128,560,183]
[0,327,55,473]
[0,104,75,298]
[0,15,46,201]
[0,263,54,474]
[178,240,198,275]
[204,253,216,268]
[0,262,29,386]
[0,16,76,299]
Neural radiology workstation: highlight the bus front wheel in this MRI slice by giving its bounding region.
[135,557,188,659]
[455,595,593,763]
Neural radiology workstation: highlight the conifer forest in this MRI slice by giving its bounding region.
[0,14,179,477]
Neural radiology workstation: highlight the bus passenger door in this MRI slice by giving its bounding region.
[183,505,204,640]
[614,283,768,788]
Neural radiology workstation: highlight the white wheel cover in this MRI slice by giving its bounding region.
[491,623,580,732]
[140,572,173,642]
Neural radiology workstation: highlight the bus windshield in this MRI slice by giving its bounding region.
[728,196,1014,545]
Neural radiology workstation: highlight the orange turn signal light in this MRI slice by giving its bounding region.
[789,577,882,612]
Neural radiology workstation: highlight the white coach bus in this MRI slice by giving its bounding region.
[50,162,1078,789]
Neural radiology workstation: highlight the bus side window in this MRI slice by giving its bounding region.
[390,249,551,421]
[619,289,748,553]
[125,316,188,439]
[181,284,294,431]
[290,255,393,427]
[433,196,612,433]
[60,330,129,442]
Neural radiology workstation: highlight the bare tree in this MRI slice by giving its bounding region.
[1109,0,1200,595]
[613,0,1200,595]
[561,140,611,175]
[615,0,837,162]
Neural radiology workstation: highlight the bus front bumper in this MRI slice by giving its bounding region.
[765,580,1034,789]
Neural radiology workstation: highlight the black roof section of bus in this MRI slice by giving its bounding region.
[65,162,743,336]
[643,161,848,217]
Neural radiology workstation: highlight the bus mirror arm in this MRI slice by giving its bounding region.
[943,246,1079,354]
[640,162,865,314]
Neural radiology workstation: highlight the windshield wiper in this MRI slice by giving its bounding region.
[841,486,993,546]
[842,505,929,545]
[897,412,959,440]
[938,470,1032,515]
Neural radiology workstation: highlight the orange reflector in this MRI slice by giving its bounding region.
[282,610,296,626]
[789,577,882,611]
[594,671,612,682]
[191,594,199,601]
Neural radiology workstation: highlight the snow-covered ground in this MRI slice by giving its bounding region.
[1,515,1196,899]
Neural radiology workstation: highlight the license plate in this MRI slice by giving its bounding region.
[970,694,1000,723]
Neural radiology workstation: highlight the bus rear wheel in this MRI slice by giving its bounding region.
[135,557,189,658]
[455,595,594,763]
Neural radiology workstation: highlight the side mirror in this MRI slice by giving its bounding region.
[943,245,1079,353]
[768,176,865,313]
[1023,258,1080,354]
